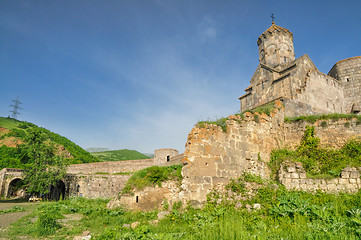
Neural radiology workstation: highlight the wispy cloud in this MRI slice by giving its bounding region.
[198,16,218,42]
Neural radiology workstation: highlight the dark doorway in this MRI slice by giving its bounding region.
[47,180,66,201]
[7,178,25,198]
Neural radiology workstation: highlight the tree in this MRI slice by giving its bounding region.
[20,129,66,198]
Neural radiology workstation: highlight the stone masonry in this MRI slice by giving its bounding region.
[180,103,361,204]
[279,162,361,193]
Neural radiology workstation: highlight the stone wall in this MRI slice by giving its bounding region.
[107,181,181,211]
[66,174,131,199]
[279,162,361,193]
[181,104,361,204]
[164,153,184,166]
[67,159,155,175]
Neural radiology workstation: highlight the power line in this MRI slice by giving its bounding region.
[9,96,22,119]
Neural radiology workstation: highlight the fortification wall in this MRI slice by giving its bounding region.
[328,56,361,114]
[279,162,361,193]
[66,174,130,199]
[181,104,361,204]
[67,159,155,174]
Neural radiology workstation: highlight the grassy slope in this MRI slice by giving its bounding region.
[0,117,98,166]
[0,117,21,129]
[91,149,150,162]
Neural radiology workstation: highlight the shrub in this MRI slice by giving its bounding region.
[225,178,246,194]
[122,165,183,194]
[36,205,62,235]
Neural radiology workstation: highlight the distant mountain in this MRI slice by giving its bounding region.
[0,117,98,169]
[86,147,111,153]
[91,149,150,162]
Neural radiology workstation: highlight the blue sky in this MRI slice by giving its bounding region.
[1,0,360,153]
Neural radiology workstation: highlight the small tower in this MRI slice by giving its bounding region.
[257,20,295,67]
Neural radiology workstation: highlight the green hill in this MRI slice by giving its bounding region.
[91,149,150,162]
[0,117,98,169]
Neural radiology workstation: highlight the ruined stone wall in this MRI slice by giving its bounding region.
[107,181,181,211]
[284,117,361,149]
[181,106,361,204]
[279,162,361,193]
[181,105,285,203]
[67,159,155,175]
[66,174,130,199]
[328,56,361,114]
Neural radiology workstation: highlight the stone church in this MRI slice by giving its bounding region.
[239,21,361,117]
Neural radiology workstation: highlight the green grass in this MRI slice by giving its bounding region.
[0,117,21,130]
[4,186,361,239]
[243,101,277,116]
[285,113,361,124]
[91,149,150,162]
[197,117,228,132]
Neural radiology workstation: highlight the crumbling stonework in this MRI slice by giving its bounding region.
[279,162,361,193]
[107,181,181,211]
[181,105,361,204]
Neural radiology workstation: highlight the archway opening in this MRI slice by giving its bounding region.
[47,180,66,201]
[7,178,25,199]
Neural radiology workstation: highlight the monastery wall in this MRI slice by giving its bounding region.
[328,56,361,114]
[181,104,361,204]
[288,70,344,116]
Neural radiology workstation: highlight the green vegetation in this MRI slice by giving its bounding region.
[285,113,361,124]
[21,129,66,197]
[244,101,277,116]
[122,165,183,194]
[197,117,228,132]
[5,186,361,239]
[91,149,150,162]
[270,125,361,179]
[0,205,26,215]
[196,101,278,132]
[0,117,98,168]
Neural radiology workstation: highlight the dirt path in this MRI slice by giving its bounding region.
[0,201,39,229]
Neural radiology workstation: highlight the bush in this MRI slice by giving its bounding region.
[36,205,62,235]
[122,165,183,194]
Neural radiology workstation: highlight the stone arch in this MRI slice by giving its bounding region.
[7,178,25,199]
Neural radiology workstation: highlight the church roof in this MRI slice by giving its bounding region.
[258,22,293,39]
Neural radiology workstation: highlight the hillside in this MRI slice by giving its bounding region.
[0,117,98,169]
[91,149,150,162]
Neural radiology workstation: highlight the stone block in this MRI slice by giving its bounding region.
[339,178,349,185]
[327,184,336,192]
[287,166,296,173]
[291,173,299,179]
[306,179,314,185]
[326,178,339,184]
[299,173,306,179]
[350,171,360,178]
[350,178,357,184]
